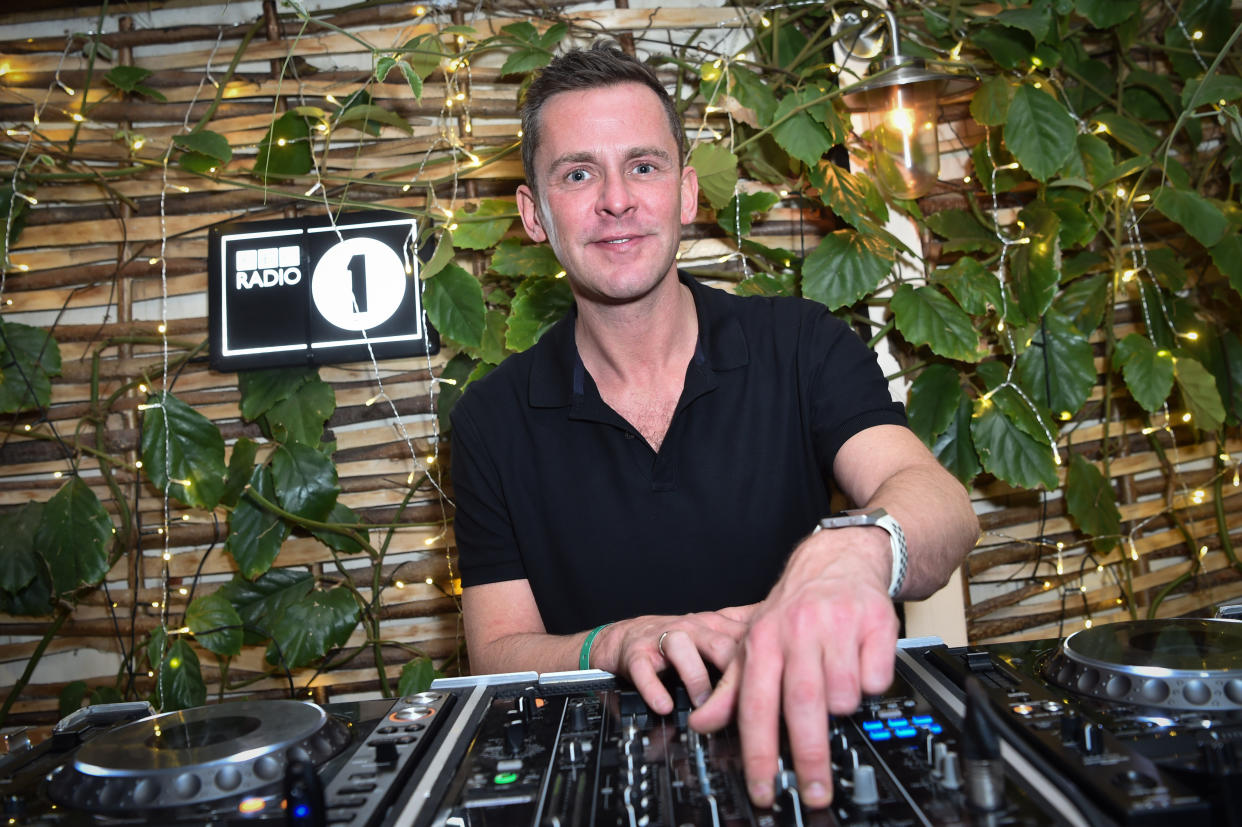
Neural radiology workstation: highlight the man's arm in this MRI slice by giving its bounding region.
[465,579,755,712]
[690,424,979,808]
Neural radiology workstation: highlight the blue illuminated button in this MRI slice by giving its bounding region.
[911,715,933,726]
[293,804,310,819]
[886,718,909,728]
[868,730,893,742]
[862,720,884,731]
[893,727,918,738]
[929,724,943,734]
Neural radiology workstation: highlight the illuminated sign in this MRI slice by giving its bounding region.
[208,211,438,371]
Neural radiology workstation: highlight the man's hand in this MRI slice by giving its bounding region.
[593,605,755,716]
[688,528,899,809]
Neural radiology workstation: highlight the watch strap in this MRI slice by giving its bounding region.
[815,509,908,598]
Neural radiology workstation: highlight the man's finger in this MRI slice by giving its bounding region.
[660,630,713,707]
[688,656,741,732]
[782,647,832,808]
[737,630,783,808]
[626,652,674,715]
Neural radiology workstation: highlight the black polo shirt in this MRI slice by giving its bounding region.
[450,272,906,635]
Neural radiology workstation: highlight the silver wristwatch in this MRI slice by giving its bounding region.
[817,508,908,598]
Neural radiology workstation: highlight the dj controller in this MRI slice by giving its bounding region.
[2,618,1241,825]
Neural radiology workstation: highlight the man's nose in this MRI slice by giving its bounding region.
[597,171,637,217]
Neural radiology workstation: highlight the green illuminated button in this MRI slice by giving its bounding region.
[494,772,519,785]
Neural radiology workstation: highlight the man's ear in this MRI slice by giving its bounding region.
[679,164,699,225]
[515,184,548,243]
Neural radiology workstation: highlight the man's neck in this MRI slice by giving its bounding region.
[573,269,698,388]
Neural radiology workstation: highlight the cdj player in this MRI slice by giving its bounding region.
[1,618,1240,825]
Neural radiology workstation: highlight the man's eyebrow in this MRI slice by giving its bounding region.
[547,146,673,171]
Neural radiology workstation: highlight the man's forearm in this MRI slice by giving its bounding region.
[864,461,979,601]
[468,629,589,676]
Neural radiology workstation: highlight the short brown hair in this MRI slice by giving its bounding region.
[519,41,686,192]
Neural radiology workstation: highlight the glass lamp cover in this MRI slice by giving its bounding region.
[858,79,942,199]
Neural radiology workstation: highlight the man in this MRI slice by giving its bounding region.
[450,42,979,809]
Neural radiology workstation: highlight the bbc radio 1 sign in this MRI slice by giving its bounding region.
[208,210,438,371]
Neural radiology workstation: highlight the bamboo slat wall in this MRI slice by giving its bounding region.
[0,0,1239,731]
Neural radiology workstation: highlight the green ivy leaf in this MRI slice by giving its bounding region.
[402,32,444,81]
[1113,334,1174,412]
[1010,203,1061,321]
[172,130,231,163]
[253,112,312,181]
[1182,73,1242,109]
[971,76,1014,126]
[335,103,411,135]
[424,262,486,348]
[907,364,965,445]
[689,142,738,211]
[239,366,314,421]
[310,502,370,555]
[105,65,165,100]
[147,625,167,672]
[1075,0,1140,28]
[994,6,1053,42]
[437,351,478,433]
[140,391,227,509]
[271,442,340,523]
[420,231,453,281]
[810,162,887,228]
[933,257,1003,316]
[1052,273,1109,335]
[452,199,515,251]
[90,686,122,706]
[1093,112,1159,155]
[398,656,443,694]
[477,309,509,365]
[159,638,205,711]
[1175,356,1226,432]
[59,681,88,718]
[891,284,981,362]
[971,401,1059,490]
[1015,311,1095,417]
[37,478,113,597]
[490,239,563,277]
[265,587,359,669]
[1066,454,1121,553]
[933,396,981,484]
[1152,185,1228,248]
[0,501,44,593]
[971,24,1034,71]
[771,91,835,168]
[717,191,779,236]
[216,568,313,645]
[185,592,244,656]
[1046,193,1098,248]
[0,320,62,413]
[924,209,1000,254]
[263,375,336,446]
[1144,246,1187,292]
[802,230,892,310]
[731,66,778,126]
[506,276,573,352]
[226,465,290,579]
[1004,85,1077,181]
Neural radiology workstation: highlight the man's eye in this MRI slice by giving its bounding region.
[634,163,655,174]
[567,169,590,182]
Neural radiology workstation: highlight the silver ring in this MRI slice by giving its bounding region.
[657,631,671,658]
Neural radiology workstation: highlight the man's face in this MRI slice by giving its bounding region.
[516,82,699,306]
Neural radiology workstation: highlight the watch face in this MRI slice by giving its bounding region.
[821,508,887,529]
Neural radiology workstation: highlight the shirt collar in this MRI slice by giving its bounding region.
[528,270,750,408]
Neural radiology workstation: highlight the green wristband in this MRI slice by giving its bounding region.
[579,623,612,670]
